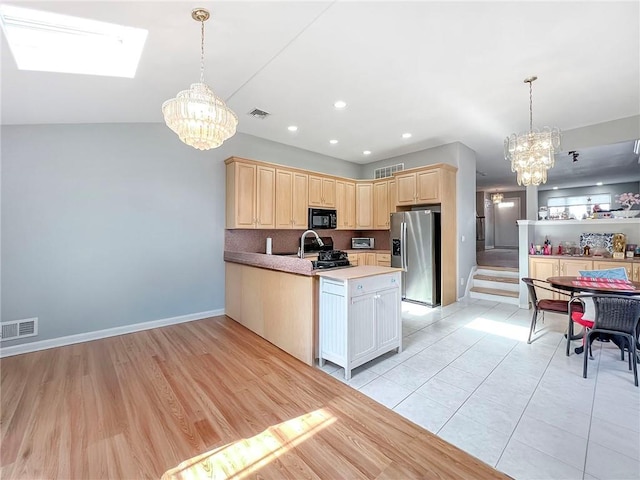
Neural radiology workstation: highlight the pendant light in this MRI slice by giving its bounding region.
[162,8,238,150]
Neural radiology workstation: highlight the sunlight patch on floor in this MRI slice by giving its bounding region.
[464,317,529,342]
[162,409,336,480]
[402,302,438,317]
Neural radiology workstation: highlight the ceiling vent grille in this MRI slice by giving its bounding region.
[374,163,404,179]
[1,318,38,341]
[248,108,270,119]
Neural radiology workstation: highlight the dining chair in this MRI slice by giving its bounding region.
[521,278,584,344]
[571,294,640,386]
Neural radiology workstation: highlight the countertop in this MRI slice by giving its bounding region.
[315,265,402,280]
[528,254,640,263]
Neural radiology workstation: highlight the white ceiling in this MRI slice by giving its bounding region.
[2,1,639,191]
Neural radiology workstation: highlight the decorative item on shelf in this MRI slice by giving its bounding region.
[612,233,626,259]
[504,75,561,186]
[491,192,504,204]
[162,8,238,150]
[625,244,636,259]
[612,192,640,218]
[538,206,548,220]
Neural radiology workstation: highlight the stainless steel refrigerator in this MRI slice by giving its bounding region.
[390,210,441,306]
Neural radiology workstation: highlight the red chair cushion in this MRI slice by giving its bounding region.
[571,311,594,328]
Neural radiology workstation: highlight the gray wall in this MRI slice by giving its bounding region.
[1,124,359,346]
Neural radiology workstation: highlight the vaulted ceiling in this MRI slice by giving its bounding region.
[2,1,639,190]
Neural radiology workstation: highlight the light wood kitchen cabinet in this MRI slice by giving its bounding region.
[593,261,633,280]
[528,257,559,300]
[373,180,391,229]
[396,169,440,206]
[376,253,391,267]
[226,160,275,229]
[336,180,356,229]
[356,182,374,229]
[633,263,640,282]
[358,252,377,266]
[318,270,402,379]
[388,179,397,215]
[309,174,336,208]
[275,169,308,229]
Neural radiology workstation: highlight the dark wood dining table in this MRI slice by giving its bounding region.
[547,276,640,296]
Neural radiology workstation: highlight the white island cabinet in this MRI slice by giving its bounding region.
[316,266,402,380]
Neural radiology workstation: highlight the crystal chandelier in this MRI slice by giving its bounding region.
[162,8,238,150]
[491,192,504,204]
[504,76,561,186]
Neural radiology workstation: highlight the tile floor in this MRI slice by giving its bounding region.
[316,298,640,480]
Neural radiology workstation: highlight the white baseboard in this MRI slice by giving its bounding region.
[0,309,224,358]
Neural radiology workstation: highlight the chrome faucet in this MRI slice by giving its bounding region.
[300,230,324,258]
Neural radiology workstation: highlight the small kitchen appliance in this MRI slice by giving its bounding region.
[308,208,337,229]
[351,237,375,249]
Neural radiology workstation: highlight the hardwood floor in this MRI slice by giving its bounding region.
[1,316,509,479]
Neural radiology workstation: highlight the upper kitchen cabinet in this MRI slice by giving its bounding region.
[275,169,309,229]
[309,174,336,208]
[373,179,392,229]
[225,158,275,229]
[356,182,374,230]
[396,169,440,205]
[336,180,356,229]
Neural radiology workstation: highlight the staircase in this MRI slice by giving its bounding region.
[470,266,520,305]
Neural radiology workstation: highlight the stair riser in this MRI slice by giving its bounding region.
[469,291,520,305]
[473,279,519,292]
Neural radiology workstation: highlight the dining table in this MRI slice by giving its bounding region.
[546,276,640,355]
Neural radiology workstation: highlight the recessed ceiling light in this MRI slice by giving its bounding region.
[596,182,603,186]
[0,4,148,78]
[329,139,338,144]
[287,125,298,132]
[402,133,412,139]
[334,100,347,109]
[363,150,371,155]
[553,187,558,190]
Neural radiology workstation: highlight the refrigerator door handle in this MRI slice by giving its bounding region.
[401,221,408,271]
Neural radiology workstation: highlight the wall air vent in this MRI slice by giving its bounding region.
[248,108,270,119]
[374,163,404,179]
[1,317,38,341]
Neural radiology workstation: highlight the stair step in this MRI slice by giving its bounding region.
[470,286,519,298]
[473,274,519,284]
[477,266,519,273]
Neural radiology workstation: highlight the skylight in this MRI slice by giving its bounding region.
[0,4,148,78]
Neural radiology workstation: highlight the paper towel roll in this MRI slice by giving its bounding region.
[266,237,272,255]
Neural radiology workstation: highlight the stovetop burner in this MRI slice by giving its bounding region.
[312,259,351,270]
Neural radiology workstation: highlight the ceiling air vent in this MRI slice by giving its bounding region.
[374,163,404,179]
[1,317,38,341]
[248,108,270,119]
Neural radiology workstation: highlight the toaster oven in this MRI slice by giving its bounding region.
[351,237,375,249]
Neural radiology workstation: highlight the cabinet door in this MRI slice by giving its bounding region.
[416,170,440,203]
[359,253,376,266]
[336,180,355,230]
[356,183,373,229]
[292,172,308,229]
[308,175,323,206]
[395,172,417,205]
[349,295,376,362]
[322,178,336,208]
[388,179,397,215]
[592,261,633,280]
[256,166,275,228]
[275,169,293,229]
[376,253,391,267]
[230,162,256,228]
[376,287,400,351]
[373,181,390,229]
[345,182,356,229]
[528,258,559,300]
[560,259,592,276]
[348,254,359,266]
[633,264,640,282]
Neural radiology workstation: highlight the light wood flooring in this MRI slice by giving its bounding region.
[1,316,509,479]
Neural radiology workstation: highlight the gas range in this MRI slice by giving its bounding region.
[313,250,351,269]
[312,259,351,269]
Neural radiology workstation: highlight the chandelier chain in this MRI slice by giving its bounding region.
[529,80,533,132]
[199,17,205,84]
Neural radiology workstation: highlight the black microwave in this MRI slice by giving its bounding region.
[308,208,337,229]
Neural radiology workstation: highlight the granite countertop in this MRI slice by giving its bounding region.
[315,265,402,280]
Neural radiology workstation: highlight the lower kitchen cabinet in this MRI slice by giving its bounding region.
[318,270,402,379]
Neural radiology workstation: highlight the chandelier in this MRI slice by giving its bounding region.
[504,76,561,186]
[162,8,238,150]
[491,192,504,204]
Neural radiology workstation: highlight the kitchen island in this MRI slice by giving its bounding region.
[224,252,401,367]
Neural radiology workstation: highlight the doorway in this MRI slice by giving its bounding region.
[494,197,520,248]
